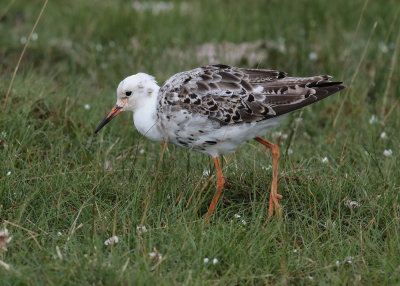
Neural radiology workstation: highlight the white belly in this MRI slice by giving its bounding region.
[160,110,286,157]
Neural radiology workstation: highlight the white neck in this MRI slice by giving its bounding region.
[132,87,164,142]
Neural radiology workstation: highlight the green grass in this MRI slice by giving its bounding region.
[1,0,400,284]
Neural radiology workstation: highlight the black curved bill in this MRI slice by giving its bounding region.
[95,105,122,133]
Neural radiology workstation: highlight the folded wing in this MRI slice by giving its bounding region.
[159,64,345,125]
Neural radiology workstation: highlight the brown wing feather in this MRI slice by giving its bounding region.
[159,64,345,125]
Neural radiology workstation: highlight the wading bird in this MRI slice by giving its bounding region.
[95,64,345,222]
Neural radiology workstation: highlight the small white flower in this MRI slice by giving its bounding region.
[379,42,388,53]
[380,132,387,139]
[308,275,314,281]
[287,148,293,155]
[32,33,38,41]
[241,219,247,225]
[369,115,378,124]
[234,214,241,218]
[212,258,218,264]
[383,149,392,157]
[336,260,340,266]
[309,52,318,61]
[262,165,272,171]
[139,149,145,154]
[57,231,62,236]
[132,1,174,15]
[136,225,147,232]
[104,235,119,246]
[272,131,282,139]
[344,257,354,264]
[293,249,298,253]
[20,36,27,44]
[203,258,209,263]
[281,133,288,140]
[6,171,11,176]
[84,104,90,110]
[149,251,162,261]
[1,131,6,138]
[203,170,210,176]
[344,200,361,209]
[96,44,103,52]
[0,228,12,251]
[322,157,329,163]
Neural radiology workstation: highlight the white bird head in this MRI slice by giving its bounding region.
[95,73,159,133]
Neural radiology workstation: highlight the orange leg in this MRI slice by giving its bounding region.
[254,137,282,219]
[205,157,225,223]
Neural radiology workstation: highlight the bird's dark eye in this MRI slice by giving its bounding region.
[125,91,132,96]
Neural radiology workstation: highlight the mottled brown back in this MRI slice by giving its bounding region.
[158,64,345,125]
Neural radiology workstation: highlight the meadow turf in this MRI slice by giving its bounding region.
[1,0,400,284]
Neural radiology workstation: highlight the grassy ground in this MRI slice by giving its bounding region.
[1,0,400,284]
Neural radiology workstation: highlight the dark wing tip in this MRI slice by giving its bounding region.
[268,80,345,118]
[278,71,286,79]
[309,81,344,88]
